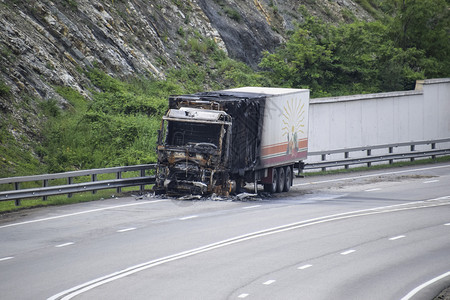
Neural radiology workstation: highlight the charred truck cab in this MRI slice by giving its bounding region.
[156,105,233,195]
[154,87,310,196]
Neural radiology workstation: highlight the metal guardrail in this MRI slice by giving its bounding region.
[1,139,449,206]
[304,138,450,172]
[0,164,156,206]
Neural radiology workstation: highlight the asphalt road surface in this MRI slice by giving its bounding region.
[1,163,449,300]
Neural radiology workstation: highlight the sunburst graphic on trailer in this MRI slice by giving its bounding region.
[282,98,305,155]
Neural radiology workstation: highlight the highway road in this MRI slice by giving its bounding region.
[1,163,449,300]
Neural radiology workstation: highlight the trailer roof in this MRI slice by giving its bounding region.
[221,87,308,96]
[169,87,309,107]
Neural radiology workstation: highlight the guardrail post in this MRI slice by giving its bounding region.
[321,154,327,172]
[14,182,20,206]
[43,179,48,201]
[366,149,372,167]
[91,174,97,194]
[67,177,73,198]
[410,145,415,162]
[389,147,394,164]
[297,161,305,177]
[140,169,145,193]
[117,172,122,193]
[344,152,349,169]
[431,143,436,159]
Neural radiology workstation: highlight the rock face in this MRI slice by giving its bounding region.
[0,0,372,100]
[197,0,372,68]
[0,0,373,174]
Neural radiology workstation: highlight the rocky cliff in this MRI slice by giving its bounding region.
[0,0,373,175]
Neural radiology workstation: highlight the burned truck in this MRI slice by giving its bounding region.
[154,87,309,196]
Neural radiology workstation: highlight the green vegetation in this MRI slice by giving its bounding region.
[224,6,241,22]
[259,1,449,97]
[0,80,10,97]
[37,35,265,173]
[0,121,41,178]
[388,0,450,78]
[1,0,448,181]
[41,74,172,173]
[61,0,78,10]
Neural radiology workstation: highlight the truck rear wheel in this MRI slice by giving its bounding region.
[283,166,292,192]
[276,167,285,193]
[264,168,278,193]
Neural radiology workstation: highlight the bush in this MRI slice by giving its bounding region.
[0,80,11,97]
[42,70,179,172]
[259,16,431,97]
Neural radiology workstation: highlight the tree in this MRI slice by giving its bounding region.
[259,16,426,97]
[389,0,450,77]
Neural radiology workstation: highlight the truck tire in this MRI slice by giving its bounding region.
[283,166,292,192]
[276,167,285,193]
[264,168,278,193]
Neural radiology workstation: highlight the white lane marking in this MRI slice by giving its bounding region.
[308,195,341,201]
[243,205,261,209]
[294,164,450,187]
[444,223,450,226]
[389,235,406,241]
[263,280,276,285]
[0,257,14,262]
[48,196,450,300]
[298,264,313,270]
[341,249,356,255]
[365,188,381,192]
[238,293,249,298]
[0,200,169,229]
[179,215,198,221]
[117,228,136,233]
[423,180,439,184]
[55,242,74,248]
[401,271,450,300]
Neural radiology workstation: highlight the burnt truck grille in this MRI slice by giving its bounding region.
[169,163,208,181]
[172,171,200,182]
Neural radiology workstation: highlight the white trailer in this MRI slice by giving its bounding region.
[155,87,310,195]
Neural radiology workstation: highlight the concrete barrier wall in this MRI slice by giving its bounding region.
[306,78,450,162]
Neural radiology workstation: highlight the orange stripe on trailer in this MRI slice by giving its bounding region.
[262,139,308,156]
[262,141,287,148]
[261,150,308,166]
[298,139,308,149]
[261,143,288,156]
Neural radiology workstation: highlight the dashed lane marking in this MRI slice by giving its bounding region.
[48,196,450,300]
[423,180,439,184]
[117,228,136,233]
[389,235,406,241]
[243,205,261,209]
[298,264,313,270]
[179,215,198,221]
[341,249,356,255]
[55,242,74,248]
[0,200,169,229]
[263,280,276,285]
[0,257,14,262]
[238,293,249,298]
[365,188,381,192]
